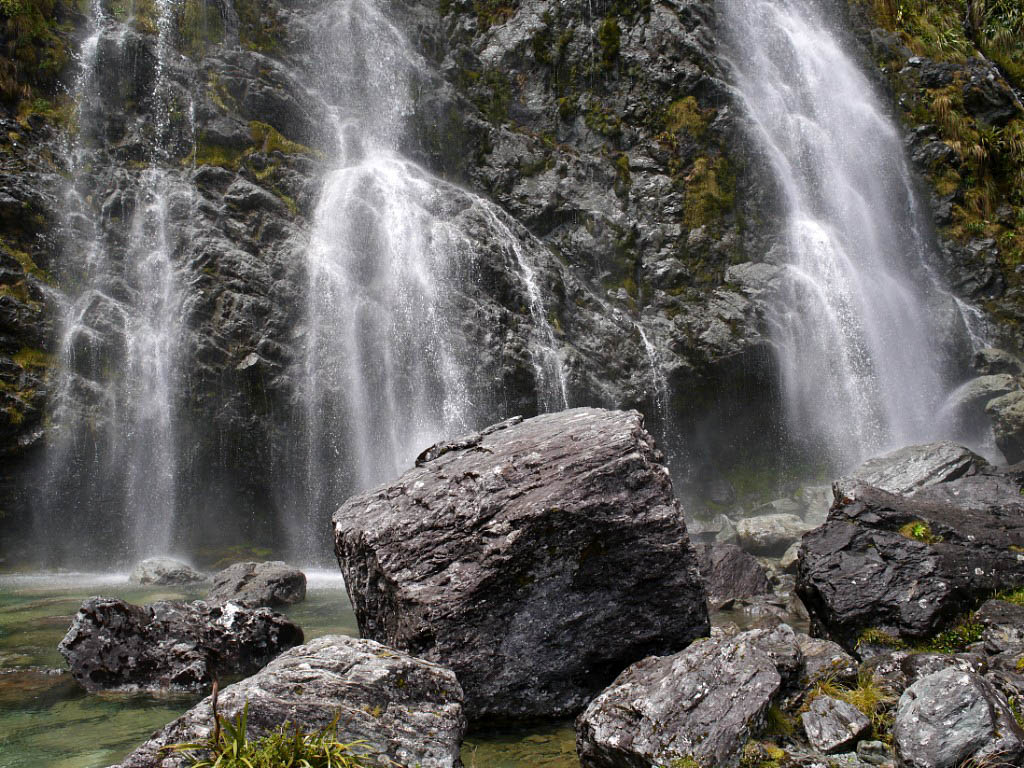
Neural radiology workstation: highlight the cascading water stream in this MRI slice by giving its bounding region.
[288,0,568,555]
[38,0,190,564]
[720,0,966,469]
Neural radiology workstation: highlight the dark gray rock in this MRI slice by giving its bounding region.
[835,442,988,499]
[974,348,1024,377]
[948,374,1019,412]
[900,652,988,686]
[976,599,1024,654]
[893,668,1024,768]
[736,513,810,556]
[987,390,1024,464]
[796,635,858,687]
[58,597,302,692]
[129,558,206,586]
[801,695,870,754]
[334,408,709,722]
[695,541,772,603]
[911,471,1024,508]
[113,635,465,768]
[861,651,912,700]
[575,628,786,768]
[857,740,892,766]
[207,561,306,608]
[780,541,801,574]
[797,483,1024,650]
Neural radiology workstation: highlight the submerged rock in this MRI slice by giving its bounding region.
[129,558,206,586]
[113,635,465,768]
[797,482,1024,651]
[892,668,1024,768]
[576,626,800,767]
[334,408,709,722]
[58,597,302,691]
[206,561,306,608]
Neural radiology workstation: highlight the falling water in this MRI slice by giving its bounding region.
[721,0,961,468]
[290,0,568,554]
[38,0,189,563]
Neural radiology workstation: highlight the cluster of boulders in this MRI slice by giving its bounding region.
[59,559,309,693]
[64,408,1024,768]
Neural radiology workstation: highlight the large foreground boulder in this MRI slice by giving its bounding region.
[334,408,709,722]
[576,625,802,767]
[58,597,303,691]
[113,635,466,768]
[797,478,1024,651]
[206,561,306,607]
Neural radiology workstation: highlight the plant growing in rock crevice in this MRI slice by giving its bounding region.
[805,671,897,739]
[167,701,374,768]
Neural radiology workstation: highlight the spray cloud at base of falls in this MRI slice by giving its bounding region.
[719,0,981,471]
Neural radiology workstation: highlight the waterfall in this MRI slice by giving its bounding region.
[287,0,568,555]
[37,0,191,564]
[720,0,963,469]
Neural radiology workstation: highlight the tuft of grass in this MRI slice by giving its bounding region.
[738,741,786,768]
[664,96,712,138]
[667,758,702,768]
[249,122,315,157]
[856,627,907,651]
[807,671,896,738]
[764,704,795,738]
[996,587,1024,605]
[683,155,736,230]
[12,346,51,370]
[166,702,374,768]
[918,614,984,654]
[899,520,943,544]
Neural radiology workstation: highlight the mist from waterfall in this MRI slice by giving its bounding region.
[36,0,191,564]
[720,0,965,469]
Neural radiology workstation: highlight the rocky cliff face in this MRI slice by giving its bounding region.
[0,0,1011,559]
[842,0,1024,347]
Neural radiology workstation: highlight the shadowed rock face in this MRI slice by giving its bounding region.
[796,479,1024,651]
[58,596,302,691]
[113,635,466,768]
[334,407,709,722]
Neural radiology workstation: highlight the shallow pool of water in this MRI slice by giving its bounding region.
[0,572,578,768]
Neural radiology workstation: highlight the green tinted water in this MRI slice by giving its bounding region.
[0,573,577,768]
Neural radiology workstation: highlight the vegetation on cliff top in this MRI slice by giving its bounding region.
[861,0,1024,307]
